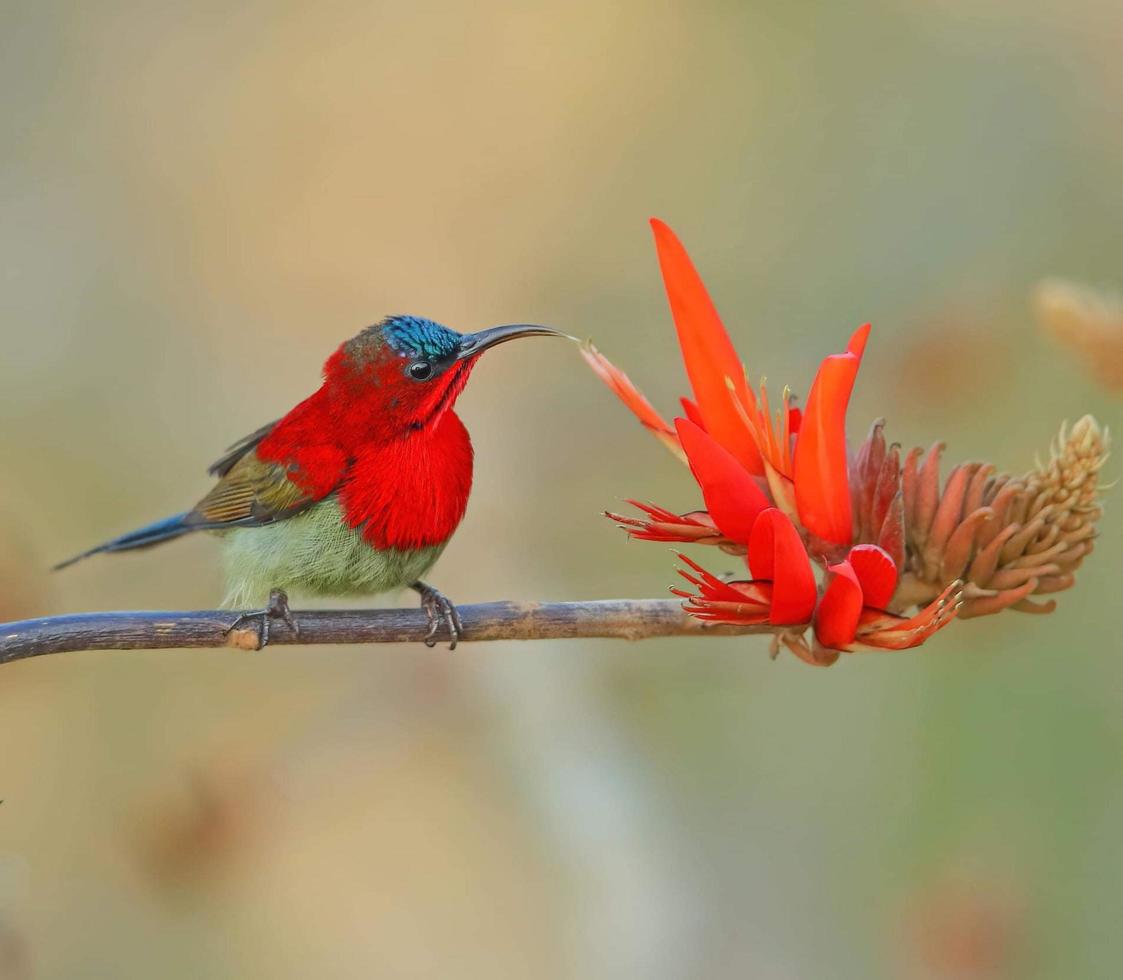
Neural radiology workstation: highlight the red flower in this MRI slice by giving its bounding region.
[608,501,727,547]
[674,510,962,665]
[649,218,763,474]
[588,220,1104,664]
[813,545,960,658]
[587,219,964,664]
[675,418,769,543]
[585,222,871,554]
[792,324,869,546]
[673,509,817,627]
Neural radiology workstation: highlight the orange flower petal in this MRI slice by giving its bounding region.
[792,323,871,544]
[857,579,962,649]
[846,543,898,610]
[675,553,773,625]
[607,502,726,545]
[747,508,817,624]
[680,397,705,428]
[676,418,770,542]
[650,219,763,473]
[581,342,684,461]
[813,559,864,651]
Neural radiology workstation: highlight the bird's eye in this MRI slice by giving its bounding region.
[408,360,434,381]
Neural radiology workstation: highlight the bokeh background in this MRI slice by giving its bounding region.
[1,2,1121,977]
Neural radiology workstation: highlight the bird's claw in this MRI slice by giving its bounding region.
[412,582,462,650]
[224,588,299,650]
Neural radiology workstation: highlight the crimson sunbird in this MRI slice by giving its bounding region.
[56,315,572,647]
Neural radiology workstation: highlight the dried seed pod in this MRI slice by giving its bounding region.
[894,416,1108,619]
[851,421,903,550]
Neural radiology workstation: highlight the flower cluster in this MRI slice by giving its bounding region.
[585,220,1108,666]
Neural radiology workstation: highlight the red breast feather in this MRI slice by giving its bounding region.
[256,343,477,552]
[341,410,474,550]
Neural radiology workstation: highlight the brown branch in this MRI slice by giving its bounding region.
[0,599,771,665]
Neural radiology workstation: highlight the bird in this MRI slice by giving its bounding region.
[55,315,573,648]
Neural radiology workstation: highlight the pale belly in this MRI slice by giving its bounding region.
[218,497,446,608]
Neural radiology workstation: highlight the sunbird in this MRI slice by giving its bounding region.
[57,315,572,647]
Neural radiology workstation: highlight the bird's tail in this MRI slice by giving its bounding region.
[53,513,193,570]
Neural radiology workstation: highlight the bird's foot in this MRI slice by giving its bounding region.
[224,589,299,650]
[411,581,462,650]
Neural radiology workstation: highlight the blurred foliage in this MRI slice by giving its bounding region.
[0,1,1120,977]
[1035,278,1123,394]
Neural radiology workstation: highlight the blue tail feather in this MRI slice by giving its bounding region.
[53,513,192,570]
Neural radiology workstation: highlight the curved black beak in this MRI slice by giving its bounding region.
[456,323,576,361]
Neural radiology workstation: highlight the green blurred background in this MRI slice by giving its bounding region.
[1,2,1120,977]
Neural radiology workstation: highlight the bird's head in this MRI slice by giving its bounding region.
[325,315,571,431]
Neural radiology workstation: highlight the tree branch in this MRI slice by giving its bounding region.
[0,599,771,665]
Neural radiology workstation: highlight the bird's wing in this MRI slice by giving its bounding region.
[186,445,348,529]
[52,422,348,570]
[207,420,279,477]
